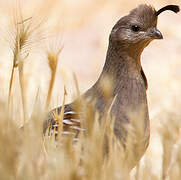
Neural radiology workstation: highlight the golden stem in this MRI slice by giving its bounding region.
[8,65,15,107]
[18,60,26,126]
[56,87,67,141]
[46,70,56,110]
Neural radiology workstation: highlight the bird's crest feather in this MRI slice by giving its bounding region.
[156,5,180,16]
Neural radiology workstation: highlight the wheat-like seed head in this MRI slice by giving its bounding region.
[47,46,63,73]
[7,1,49,125]
[45,36,63,109]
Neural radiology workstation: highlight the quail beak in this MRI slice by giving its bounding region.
[150,28,163,39]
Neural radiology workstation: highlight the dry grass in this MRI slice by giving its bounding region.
[45,37,63,110]
[0,0,181,179]
[6,1,48,125]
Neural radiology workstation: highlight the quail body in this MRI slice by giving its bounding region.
[43,4,179,169]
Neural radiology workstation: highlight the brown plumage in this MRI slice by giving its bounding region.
[43,4,179,168]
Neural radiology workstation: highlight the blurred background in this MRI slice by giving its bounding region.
[0,0,180,178]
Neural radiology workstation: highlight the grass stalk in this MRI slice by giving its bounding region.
[7,1,46,125]
[8,64,16,107]
[46,70,56,110]
[18,59,27,125]
[56,87,67,141]
[45,44,63,110]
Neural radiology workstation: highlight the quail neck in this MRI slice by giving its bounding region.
[102,40,145,81]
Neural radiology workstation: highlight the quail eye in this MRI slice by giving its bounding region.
[131,25,140,32]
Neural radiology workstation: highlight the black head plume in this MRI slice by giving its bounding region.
[156,5,180,16]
